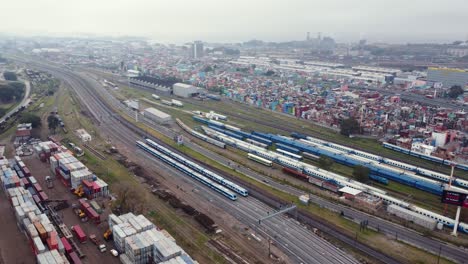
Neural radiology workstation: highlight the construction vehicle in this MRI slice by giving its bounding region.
[45,176,53,188]
[73,186,84,197]
[103,229,113,241]
[72,204,88,222]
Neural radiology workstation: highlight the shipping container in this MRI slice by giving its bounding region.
[34,222,47,241]
[61,237,73,254]
[72,225,86,243]
[38,191,48,202]
[67,251,82,264]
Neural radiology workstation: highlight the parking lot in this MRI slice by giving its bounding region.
[22,156,120,263]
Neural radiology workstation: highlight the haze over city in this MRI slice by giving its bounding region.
[1,0,467,43]
[1,1,468,264]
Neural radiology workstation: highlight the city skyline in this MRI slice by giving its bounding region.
[0,0,467,44]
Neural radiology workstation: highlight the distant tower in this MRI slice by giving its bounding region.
[317,32,322,41]
[306,32,310,41]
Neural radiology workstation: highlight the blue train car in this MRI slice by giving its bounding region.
[369,174,389,185]
[250,135,272,146]
[208,125,244,140]
[192,115,209,124]
[230,130,252,139]
[276,143,300,154]
[251,131,273,140]
[290,132,308,140]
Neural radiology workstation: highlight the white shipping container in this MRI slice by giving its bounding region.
[33,237,46,254]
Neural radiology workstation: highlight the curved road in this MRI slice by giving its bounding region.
[0,79,31,123]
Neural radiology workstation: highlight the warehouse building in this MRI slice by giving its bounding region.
[129,76,172,93]
[173,83,200,98]
[427,67,468,88]
[143,107,171,124]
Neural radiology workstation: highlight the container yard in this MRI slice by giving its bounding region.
[0,140,119,264]
[109,213,196,264]
[0,135,199,263]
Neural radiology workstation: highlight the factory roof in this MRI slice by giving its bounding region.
[144,107,171,119]
[339,186,362,196]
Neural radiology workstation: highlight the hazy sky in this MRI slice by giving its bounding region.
[1,0,467,43]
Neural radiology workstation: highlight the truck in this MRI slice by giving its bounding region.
[71,225,87,243]
[90,234,106,253]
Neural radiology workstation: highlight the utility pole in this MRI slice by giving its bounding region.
[444,164,456,215]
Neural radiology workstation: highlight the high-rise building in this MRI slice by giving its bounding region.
[188,41,204,59]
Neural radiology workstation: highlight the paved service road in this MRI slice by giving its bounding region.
[0,79,31,123]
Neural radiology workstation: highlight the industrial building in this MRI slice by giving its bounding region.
[173,83,200,98]
[143,107,172,124]
[129,76,172,93]
[427,67,468,88]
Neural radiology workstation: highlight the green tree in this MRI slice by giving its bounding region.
[340,117,360,136]
[318,155,334,170]
[3,71,17,81]
[448,85,464,99]
[353,165,370,183]
[19,113,41,128]
[0,84,16,102]
[8,82,25,98]
[47,115,59,134]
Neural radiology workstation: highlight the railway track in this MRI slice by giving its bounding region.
[184,99,461,175]
[39,66,361,263]
[17,56,468,262]
[82,144,107,160]
[73,72,400,263]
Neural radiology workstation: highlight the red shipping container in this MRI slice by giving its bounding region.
[38,191,48,201]
[82,180,93,190]
[33,195,41,205]
[34,183,43,193]
[71,225,86,243]
[47,237,58,250]
[22,178,29,188]
[78,198,90,209]
[67,251,82,264]
[60,237,73,254]
[23,167,31,177]
[84,207,100,224]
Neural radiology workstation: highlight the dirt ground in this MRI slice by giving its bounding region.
[22,156,119,264]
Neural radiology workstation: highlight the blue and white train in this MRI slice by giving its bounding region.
[144,138,248,197]
[176,118,225,149]
[383,142,468,171]
[253,131,468,195]
[205,130,468,233]
[136,141,237,201]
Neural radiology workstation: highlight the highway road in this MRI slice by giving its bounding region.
[80,71,468,264]
[16,57,364,264]
[0,79,31,123]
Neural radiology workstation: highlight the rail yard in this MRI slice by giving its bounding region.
[0,53,467,264]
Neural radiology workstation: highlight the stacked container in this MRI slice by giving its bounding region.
[124,231,154,264]
[36,249,70,264]
[108,213,196,264]
[70,169,93,189]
